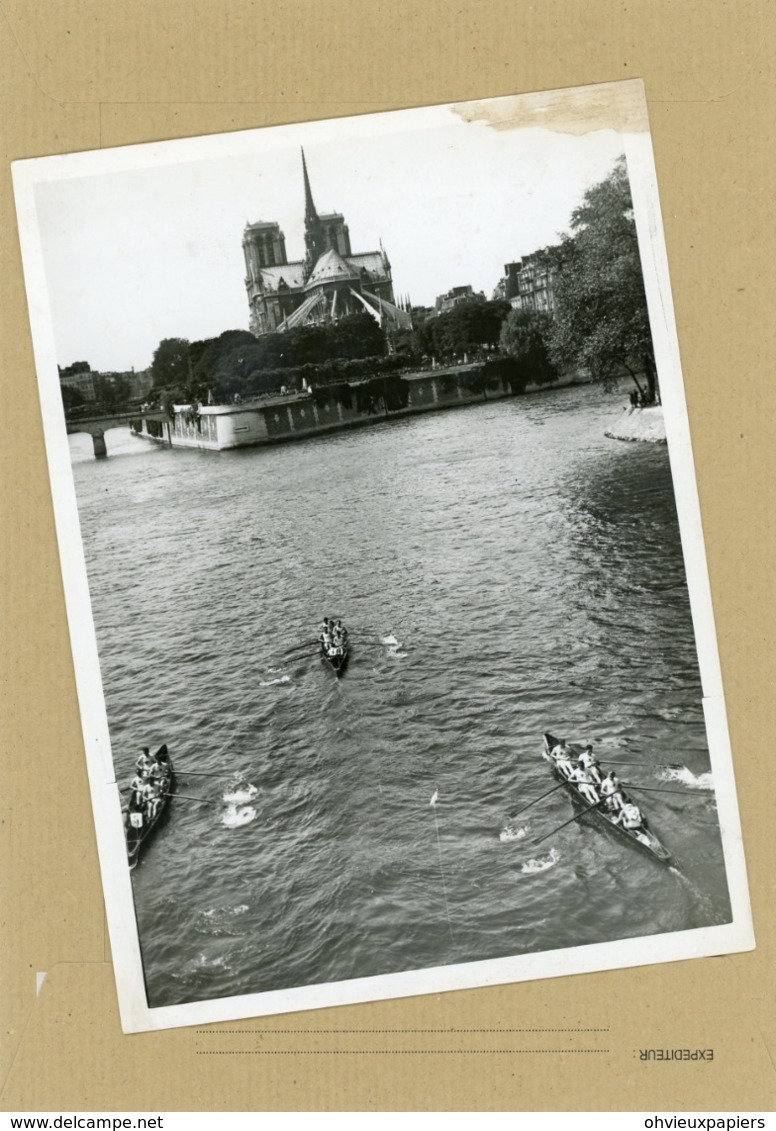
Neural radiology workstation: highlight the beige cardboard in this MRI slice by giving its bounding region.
[1,0,773,1111]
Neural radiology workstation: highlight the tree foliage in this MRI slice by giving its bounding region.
[93,373,132,409]
[151,337,191,389]
[148,315,391,404]
[190,330,256,391]
[203,316,387,398]
[547,157,657,397]
[416,300,510,361]
[59,360,91,376]
[328,313,386,360]
[60,384,86,411]
[385,325,420,363]
[498,308,558,386]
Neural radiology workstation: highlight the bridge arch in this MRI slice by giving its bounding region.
[65,410,168,458]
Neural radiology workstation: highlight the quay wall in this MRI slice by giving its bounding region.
[133,366,582,452]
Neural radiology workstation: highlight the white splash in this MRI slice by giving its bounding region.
[520,848,560,874]
[260,675,291,687]
[192,954,229,970]
[381,633,406,657]
[499,825,527,842]
[660,767,714,790]
[222,804,257,827]
[223,784,258,804]
[203,904,249,919]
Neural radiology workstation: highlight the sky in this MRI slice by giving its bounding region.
[32,103,625,373]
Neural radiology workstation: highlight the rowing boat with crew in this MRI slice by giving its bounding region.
[320,639,349,676]
[542,732,672,863]
[318,616,350,677]
[125,743,175,870]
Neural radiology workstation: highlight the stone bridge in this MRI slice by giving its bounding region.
[66,409,169,457]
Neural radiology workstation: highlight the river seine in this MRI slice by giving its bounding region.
[70,384,731,1008]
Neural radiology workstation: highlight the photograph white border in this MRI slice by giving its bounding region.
[11,79,754,1033]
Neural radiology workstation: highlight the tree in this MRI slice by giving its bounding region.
[93,373,131,409]
[429,300,510,361]
[385,325,419,363]
[547,157,658,400]
[329,313,386,360]
[59,360,91,377]
[60,384,85,411]
[410,319,435,360]
[499,308,558,386]
[151,337,191,389]
[191,330,257,396]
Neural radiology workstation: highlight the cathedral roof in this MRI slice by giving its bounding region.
[255,261,306,291]
[347,251,389,278]
[305,247,361,287]
[252,250,390,297]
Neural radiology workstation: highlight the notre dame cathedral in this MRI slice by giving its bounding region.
[242,151,411,338]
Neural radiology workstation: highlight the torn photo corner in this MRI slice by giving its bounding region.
[11,78,754,1033]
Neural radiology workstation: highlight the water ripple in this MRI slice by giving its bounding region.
[73,386,732,1008]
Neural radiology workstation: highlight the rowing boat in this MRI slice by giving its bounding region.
[319,620,349,676]
[125,743,175,870]
[542,732,671,862]
[320,639,349,676]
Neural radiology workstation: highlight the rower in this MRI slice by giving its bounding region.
[569,765,600,806]
[149,757,167,784]
[129,772,145,808]
[600,771,625,811]
[578,744,602,785]
[127,797,144,830]
[615,802,644,831]
[551,739,574,777]
[141,781,159,820]
[136,747,153,775]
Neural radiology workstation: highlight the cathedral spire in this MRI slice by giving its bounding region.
[302,148,324,280]
[302,148,318,224]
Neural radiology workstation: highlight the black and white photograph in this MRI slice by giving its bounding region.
[12,80,753,1032]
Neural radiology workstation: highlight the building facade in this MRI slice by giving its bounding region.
[60,370,97,401]
[59,367,153,405]
[433,285,486,315]
[243,152,411,337]
[494,251,556,316]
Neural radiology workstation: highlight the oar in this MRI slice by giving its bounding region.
[597,758,684,770]
[160,791,209,802]
[280,639,319,657]
[621,782,710,797]
[533,799,603,847]
[176,769,247,780]
[511,780,568,819]
[279,647,322,663]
